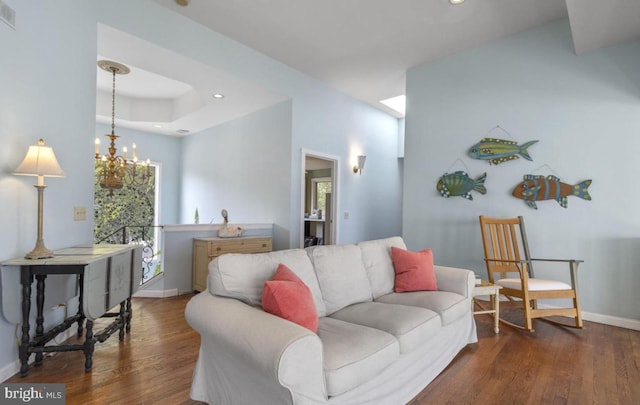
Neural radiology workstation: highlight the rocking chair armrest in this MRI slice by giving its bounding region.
[528,258,584,265]
[484,258,583,267]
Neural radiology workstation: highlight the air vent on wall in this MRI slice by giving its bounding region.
[0,0,16,30]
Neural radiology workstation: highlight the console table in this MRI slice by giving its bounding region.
[1,244,142,376]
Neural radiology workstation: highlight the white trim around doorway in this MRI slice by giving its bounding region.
[300,148,340,248]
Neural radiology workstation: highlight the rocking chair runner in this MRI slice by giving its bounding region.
[478,215,583,332]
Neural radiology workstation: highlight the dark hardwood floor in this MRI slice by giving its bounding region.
[6,294,640,404]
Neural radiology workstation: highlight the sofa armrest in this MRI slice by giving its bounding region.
[434,265,474,298]
[185,292,327,405]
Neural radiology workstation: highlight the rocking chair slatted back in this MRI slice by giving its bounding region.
[480,216,532,282]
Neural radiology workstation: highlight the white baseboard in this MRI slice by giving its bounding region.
[581,311,640,331]
[499,301,640,331]
[133,288,179,298]
[0,327,77,382]
[0,359,20,383]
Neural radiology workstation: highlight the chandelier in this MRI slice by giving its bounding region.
[95,60,151,196]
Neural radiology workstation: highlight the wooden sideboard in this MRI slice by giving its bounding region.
[192,236,272,292]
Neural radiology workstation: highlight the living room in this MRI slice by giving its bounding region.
[1,0,639,403]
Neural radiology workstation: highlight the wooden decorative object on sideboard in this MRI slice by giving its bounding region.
[192,236,272,292]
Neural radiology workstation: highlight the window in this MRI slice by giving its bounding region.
[94,162,162,284]
[312,177,331,212]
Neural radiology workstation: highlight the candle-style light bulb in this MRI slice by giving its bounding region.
[94,138,100,156]
[123,146,128,161]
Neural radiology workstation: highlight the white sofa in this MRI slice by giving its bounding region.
[185,236,477,405]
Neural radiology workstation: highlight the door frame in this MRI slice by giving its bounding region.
[300,148,340,248]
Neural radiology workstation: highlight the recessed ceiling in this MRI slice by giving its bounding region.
[96,24,289,136]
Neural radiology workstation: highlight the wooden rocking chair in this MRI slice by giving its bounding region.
[478,215,583,332]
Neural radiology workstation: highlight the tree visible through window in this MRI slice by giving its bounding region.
[94,163,161,283]
[315,181,331,212]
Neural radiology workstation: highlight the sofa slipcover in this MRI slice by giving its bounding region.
[186,237,478,405]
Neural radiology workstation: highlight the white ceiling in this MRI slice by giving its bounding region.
[99,1,640,135]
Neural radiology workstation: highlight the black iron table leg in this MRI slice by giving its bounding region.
[118,301,126,341]
[125,297,132,333]
[19,268,33,377]
[34,274,46,366]
[84,319,94,372]
[77,274,85,337]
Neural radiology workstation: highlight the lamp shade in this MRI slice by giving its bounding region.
[14,139,65,178]
[357,155,366,171]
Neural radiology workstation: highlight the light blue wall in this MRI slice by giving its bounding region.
[0,1,99,373]
[404,19,640,322]
[290,90,403,246]
[0,0,402,377]
[95,123,182,225]
[180,101,293,250]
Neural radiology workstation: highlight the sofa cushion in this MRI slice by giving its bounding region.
[209,249,327,316]
[375,291,469,325]
[358,236,407,299]
[329,301,441,353]
[391,247,438,292]
[317,317,399,397]
[306,245,373,315]
[262,264,318,332]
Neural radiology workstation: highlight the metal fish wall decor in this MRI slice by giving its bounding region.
[437,171,487,200]
[468,138,539,165]
[512,174,592,209]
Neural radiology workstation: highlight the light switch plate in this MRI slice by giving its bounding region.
[74,206,87,221]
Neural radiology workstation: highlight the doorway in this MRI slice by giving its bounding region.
[301,150,339,248]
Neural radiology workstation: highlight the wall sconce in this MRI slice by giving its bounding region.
[353,155,366,175]
[14,139,66,259]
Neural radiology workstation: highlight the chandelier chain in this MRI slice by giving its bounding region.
[111,67,116,135]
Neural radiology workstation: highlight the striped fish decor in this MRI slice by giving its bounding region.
[512,174,592,209]
[468,138,539,165]
[437,171,487,200]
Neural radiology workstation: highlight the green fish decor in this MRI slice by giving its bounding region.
[468,138,539,165]
[512,174,592,209]
[437,171,487,200]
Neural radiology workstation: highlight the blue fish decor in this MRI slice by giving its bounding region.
[468,138,539,165]
[512,174,592,209]
[437,171,487,200]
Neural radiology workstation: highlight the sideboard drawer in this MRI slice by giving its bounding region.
[208,237,272,257]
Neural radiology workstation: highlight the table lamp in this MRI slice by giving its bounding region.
[14,139,66,259]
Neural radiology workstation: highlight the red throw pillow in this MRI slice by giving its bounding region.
[391,247,438,292]
[262,263,318,332]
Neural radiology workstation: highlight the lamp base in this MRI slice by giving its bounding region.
[24,240,54,260]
